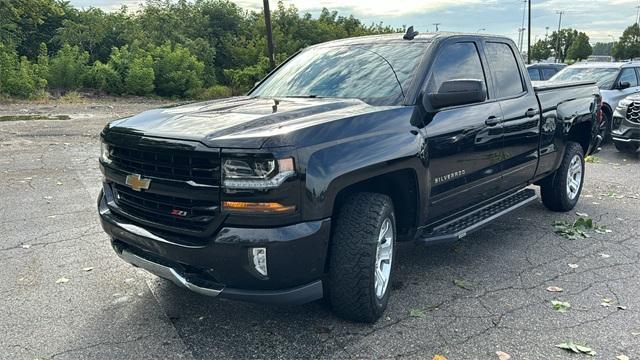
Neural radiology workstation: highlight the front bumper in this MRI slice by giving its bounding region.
[99,191,330,305]
[612,114,640,143]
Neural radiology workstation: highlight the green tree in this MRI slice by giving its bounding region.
[549,28,578,62]
[567,32,592,61]
[47,44,89,91]
[124,58,155,96]
[530,39,552,61]
[613,24,640,60]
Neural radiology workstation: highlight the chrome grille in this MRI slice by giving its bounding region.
[107,144,221,185]
[627,101,640,124]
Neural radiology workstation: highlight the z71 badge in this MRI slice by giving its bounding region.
[434,170,466,184]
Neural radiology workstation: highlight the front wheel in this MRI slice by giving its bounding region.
[614,141,640,154]
[328,193,395,323]
[540,142,585,212]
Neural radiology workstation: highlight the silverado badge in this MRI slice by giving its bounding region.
[125,174,151,191]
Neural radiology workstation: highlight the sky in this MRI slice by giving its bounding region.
[68,0,640,45]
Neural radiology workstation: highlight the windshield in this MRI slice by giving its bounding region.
[550,67,619,89]
[250,43,429,106]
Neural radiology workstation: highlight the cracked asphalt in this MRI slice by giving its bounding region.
[1,99,639,359]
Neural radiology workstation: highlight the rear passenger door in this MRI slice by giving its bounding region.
[482,41,540,190]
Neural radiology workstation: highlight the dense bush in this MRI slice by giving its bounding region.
[1,0,399,99]
[0,44,47,98]
[198,85,233,100]
[151,43,204,98]
[83,60,122,94]
[47,44,89,91]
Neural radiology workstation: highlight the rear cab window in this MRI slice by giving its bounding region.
[541,67,558,80]
[484,42,526,98]
[528,68,541,81]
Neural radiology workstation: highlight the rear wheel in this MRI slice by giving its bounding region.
[614,141,640,154]
[540,142,585,212]
[328,193,395,323]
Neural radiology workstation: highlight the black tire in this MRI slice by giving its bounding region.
[540,142,585,212]
[328,193,395,323]
[602,109,613,143]
[614,141,639,154]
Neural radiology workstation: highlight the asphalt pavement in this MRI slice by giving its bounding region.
[1,100,639,359]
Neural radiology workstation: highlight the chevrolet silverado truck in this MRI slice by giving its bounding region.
[98,32,603,323]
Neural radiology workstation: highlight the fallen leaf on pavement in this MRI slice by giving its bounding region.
[496,351,511,360]
[556,342,596,356]
[55,277,69,284]
[546,286,564,292]
[600,253,611,258]
[453,278,471,290]
[568,264,579,269]
[82,267,94,272]
[21,244,31,249]
[616,355,629,360]
[601,298,612,307]
[617,305,628,310]
[409,309,425,318]
[551,300,571,313]
[576,212,589,217]
[433,355,447,360]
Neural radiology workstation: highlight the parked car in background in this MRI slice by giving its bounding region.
[587,55,613,62]
[612,94,640,153]
[550,62,640,138]
[527,63,566,81]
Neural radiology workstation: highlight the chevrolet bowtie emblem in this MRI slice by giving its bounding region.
[125,174,151,191]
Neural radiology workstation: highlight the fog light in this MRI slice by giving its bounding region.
[251,247,268,277]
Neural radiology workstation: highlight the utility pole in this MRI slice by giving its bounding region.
[527,0,531,64]
[518,0,526,51]
[263,0,276,70]
[636,0,640,26]
[555,10,564,63]
[545,26,549,41]
[433,23,441,32]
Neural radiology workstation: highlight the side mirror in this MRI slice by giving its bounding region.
[425,79,487,109]
[618,81,631,90]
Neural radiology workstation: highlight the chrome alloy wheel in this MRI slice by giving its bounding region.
[567,154,583,200]
[374,218,394,299]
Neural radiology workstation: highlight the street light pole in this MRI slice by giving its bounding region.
[555,10,564,63]
[263,0,276,70]
[527,0,532,64]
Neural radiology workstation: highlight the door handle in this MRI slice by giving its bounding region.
[525,108,539,117]
[485,116,501,127]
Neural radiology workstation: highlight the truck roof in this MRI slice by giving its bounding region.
[312,32,513,47]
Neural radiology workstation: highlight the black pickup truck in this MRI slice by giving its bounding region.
[98,32,603,323]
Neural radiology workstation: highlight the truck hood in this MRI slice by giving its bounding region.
[106,96,386,148]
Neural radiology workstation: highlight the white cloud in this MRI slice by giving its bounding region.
[235,0,492,17]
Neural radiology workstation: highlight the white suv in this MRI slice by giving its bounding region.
[550,62,640,137]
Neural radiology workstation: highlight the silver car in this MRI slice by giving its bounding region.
[550,62,640,137]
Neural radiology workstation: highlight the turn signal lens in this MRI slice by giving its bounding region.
[222,201,295,214]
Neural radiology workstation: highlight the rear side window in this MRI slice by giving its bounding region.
[541,68,558,80]
[485,42,525,98]
[619,68,638,87]
[427,42,486,94]
[528,68,541,80]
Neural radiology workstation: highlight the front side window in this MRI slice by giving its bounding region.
[426,42,486,94]
[484,42,525,98]
[251,43,429,106]
[619,68,638,87]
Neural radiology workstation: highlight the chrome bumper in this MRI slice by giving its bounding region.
[118,249,223,297]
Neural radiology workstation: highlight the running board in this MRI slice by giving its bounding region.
[417,189,538,245]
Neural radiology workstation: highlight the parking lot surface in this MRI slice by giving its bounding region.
[1,100,639,359]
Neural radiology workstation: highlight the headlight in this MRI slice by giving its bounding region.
[618,98,633,110]
[100,140,111,164]
[223,156,295,189]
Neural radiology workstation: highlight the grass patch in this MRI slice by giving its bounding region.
[0,114,71,122]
